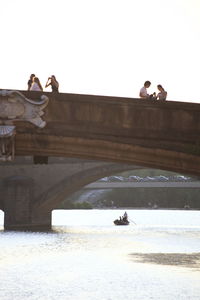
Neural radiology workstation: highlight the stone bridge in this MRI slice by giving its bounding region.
[11,90,200,175]
[0,90,200,230]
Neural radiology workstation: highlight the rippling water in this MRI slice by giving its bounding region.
[0,209,200,300]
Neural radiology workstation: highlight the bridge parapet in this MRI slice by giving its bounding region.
[14,90,200,176]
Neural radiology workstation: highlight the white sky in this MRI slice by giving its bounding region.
[1,0,200,102]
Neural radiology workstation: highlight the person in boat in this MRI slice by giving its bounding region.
[122,211,128,222]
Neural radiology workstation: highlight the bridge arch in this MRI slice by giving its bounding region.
[33,162,141,212]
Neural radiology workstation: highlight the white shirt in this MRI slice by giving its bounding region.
[157,91,167,100]
[30,82,42,91]
[139,87,148,98]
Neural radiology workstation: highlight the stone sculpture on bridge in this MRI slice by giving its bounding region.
[0,125,16,161]
[0,90,49,128]
[0,90,49,161]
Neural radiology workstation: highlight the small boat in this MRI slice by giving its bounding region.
[113,219,129,226]
[114,211,129,225]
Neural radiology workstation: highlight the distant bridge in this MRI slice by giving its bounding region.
[84,181,200,189]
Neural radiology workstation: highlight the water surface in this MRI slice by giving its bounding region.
[0,209,200,300]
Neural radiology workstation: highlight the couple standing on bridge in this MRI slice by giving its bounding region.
[27,74,59,92]
[140,81,167,100]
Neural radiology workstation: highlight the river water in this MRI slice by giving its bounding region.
[0,209,200,300]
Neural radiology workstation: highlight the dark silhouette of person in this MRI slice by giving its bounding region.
[45,75,59,92]
[123,211,128,221]
[27,74,35,90]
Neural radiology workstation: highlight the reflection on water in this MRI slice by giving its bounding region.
[131,253,200,268]
[0,209,200,300]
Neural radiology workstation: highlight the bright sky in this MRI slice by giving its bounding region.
[1,0,200,102]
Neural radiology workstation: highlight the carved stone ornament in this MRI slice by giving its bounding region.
[0,125,16,161]
[0,125,16,137]
[0,90,49,128]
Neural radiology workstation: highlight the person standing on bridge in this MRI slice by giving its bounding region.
[27,74,35,90]
[139,81,155,99]
[30,76,43,91]
[156,84,167,100]
[45,75,59,92]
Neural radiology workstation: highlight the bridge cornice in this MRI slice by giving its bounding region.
[15,133,200,176]
[2,89,200,176]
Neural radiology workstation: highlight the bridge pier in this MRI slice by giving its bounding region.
[3,176,51,231]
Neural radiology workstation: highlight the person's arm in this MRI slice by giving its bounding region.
[139,91,146,98]
[45,78,51,88]
[140,88,148,98]
[52,78,59,88]
[39,81,43,91]
[27,80,31,91]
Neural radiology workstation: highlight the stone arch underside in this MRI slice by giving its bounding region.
[17,132,200,178]
[33,162,142,213]
[32,143,200,212]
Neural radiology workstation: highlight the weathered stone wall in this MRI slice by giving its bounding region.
[11,90,200,176]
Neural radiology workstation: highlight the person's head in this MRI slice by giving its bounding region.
[30,74,35,80]
[51,75,57,81]
[33,77,40,84]
[157,84,164,92]
[144,81,151,88]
